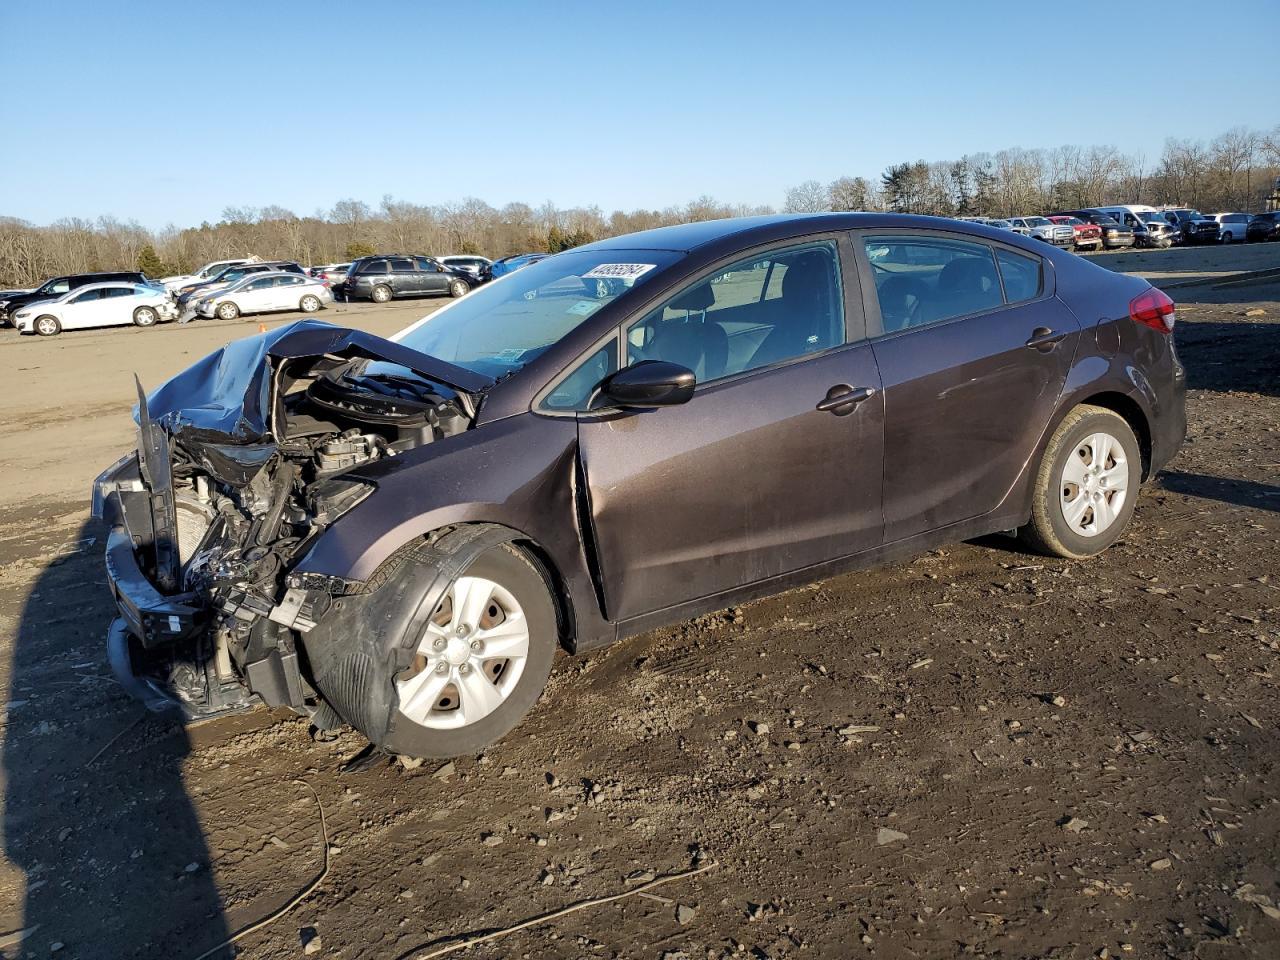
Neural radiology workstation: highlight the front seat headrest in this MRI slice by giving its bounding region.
[669,283,716,313]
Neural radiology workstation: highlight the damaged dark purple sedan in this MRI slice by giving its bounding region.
[94,214,1186,758]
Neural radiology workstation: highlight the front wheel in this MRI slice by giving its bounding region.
[299,294,322,312]
[35,315,61,337]
[1020,405,1141,559]
[133,305,158,327]
[316,541,559,759]
[216,301,240,320]
[448,279,469,298]
[1221,231,1233,243]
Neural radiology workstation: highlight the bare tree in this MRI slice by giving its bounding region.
[782,180,828,213]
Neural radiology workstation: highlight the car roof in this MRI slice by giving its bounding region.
[578,212,1047,254]
[66,280,148,294]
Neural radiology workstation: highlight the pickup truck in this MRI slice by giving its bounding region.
[1046,215,1102,251]
[1006,216,1075,247]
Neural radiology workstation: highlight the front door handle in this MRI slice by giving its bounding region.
[816,384,877,415]
[1026,327,1068,350]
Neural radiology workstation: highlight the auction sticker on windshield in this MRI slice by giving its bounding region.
[581,263,657,281]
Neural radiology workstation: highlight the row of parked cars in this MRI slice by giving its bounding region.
[0,249,554,336]
[960,205,1280,252]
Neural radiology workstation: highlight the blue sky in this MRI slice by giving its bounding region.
[1,0,1275,229]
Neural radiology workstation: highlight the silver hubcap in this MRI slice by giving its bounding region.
[302,297,318,310]
[1060,431,1129,537]
[374,287,389,301]
[137,309,155,324]
[395,575,529,729]
[37,318,57,335]
[218,304,235,318]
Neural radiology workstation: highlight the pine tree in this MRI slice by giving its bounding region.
[136,244,165,279]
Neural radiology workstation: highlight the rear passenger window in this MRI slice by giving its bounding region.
[388,258,414,271]
[361,260,388,274]
[863,236,1002,332]
[995,248,1042,303]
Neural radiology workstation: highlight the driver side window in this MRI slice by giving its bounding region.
[624,241,844,384]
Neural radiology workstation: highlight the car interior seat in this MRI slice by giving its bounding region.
[647,283,727,382]
[747,252,835,368]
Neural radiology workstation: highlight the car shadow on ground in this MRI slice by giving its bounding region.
[3,518,230,958]
[1157,471,1280,512]
[1175,316,1279,398]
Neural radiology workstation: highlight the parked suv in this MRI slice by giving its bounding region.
[1161,209,1220,245]
[0,271,149,325]
[339,255,477,302]
[1246,212,1280,243]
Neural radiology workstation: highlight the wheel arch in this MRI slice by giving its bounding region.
[1073,390,1153,480]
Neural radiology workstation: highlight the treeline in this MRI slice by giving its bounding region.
[2,124,1277,287]
[785,125,1280,218]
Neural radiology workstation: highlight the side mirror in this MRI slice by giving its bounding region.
[596,360,695,409]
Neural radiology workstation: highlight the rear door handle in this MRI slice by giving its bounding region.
[816,384,877,415]
[1026,327,1068,350]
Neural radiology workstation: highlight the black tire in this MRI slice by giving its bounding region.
[371,284,392,303]
[216,301,240,320]
[132,305,158,327]
[34,315,61,337]
[350,543,558,759]
[299,294,322,312]
[448,279,469,298]
[1019,404,1142,559]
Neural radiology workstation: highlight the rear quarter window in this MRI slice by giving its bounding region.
[996,249,1042,303]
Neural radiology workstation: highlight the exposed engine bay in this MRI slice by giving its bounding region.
[95,321,490,720]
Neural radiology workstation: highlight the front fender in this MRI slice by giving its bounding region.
[295,412,613,651]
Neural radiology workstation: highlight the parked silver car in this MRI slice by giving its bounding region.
[1007,216,1075,247]
[193,272,333,320]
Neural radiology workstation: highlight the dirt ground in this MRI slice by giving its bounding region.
[0,252,1278,960]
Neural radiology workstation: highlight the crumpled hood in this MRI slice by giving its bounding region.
[138,319,493,484]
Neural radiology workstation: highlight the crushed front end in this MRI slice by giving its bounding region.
[92,319,488,722]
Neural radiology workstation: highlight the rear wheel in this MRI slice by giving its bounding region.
[1221,231,1233,243]
[299,294,322,312]
[371,284,392,303]
[34,315,61,337]
[216,301,240,320]
[1020,405,1141,559]
[448,278,469,298]
[132,305,158,327]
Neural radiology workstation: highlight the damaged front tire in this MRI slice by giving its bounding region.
[305,532,558,758]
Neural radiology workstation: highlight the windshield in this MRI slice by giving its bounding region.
[37,277,70,295]
[1137,212,1165,223]
[392,249,682,379]
[1025,217,1051,227]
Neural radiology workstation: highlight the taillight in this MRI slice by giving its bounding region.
[1129,287,1176,333]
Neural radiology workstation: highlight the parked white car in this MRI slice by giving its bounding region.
[1210,212,1252,243]
[12,282,178,336]
[193,271,333,320]
[436,255,493,277]
[160,257,261,292]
